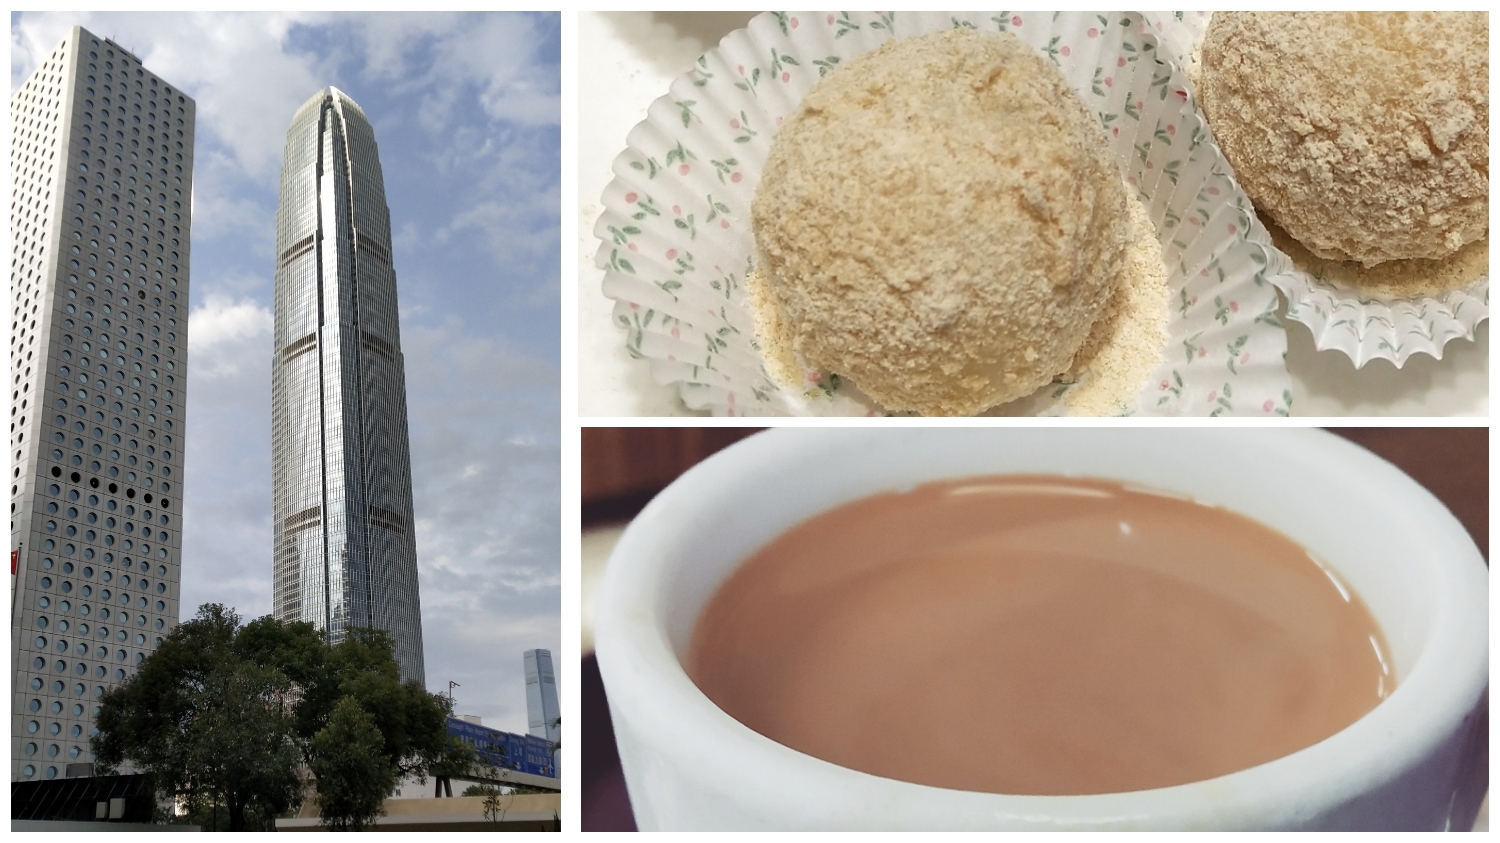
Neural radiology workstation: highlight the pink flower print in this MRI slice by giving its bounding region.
[729,117,740,129]
[720,219,730,229]
[737,64,745,75]
[627,242,637,252]
[1207,186,1220,196]
[827,14,835,24]
[1167,124,1176,135]
[666,248,677,260]
[1191,296,1198,305]
[1060,46,1071,57]
[1159,379,1169,390]
[1135,100,1144,111]
[1146,161,1154,170]
[667,354,676,362]
[1011,15,1022,26]
[1207,390,1217,402]
[1227,223,1238,235]
[625,192,638,204]
[1087,27,1099,37]
[679,164,690,176]
[672,204,682,216]
[790,16,799,28]
[629,302,639,310]
[807,370,822,384]
[1112,127,1119,137]
[1118,56,1127,67]
[1240,352,1250,365]
[1229,301,1239,313]
[1198,347,1207,358]
[731,172,743,183]
[782,71,790,83]
[1262,399,1274,412]
[671,326,680,339]
[1176,89,1189,102]
[1104,76,1113,88]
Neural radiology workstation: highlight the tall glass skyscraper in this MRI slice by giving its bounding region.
[10,26,193,781]
[524,649,560,746]
[271,87,425,684]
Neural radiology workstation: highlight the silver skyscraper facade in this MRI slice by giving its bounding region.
[271,87,424,684]
[10,27,194,781]
[524,649,559,746]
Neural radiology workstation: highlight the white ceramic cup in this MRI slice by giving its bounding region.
[594,428,1488,830]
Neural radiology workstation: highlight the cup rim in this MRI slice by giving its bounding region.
[596,428,1488,829]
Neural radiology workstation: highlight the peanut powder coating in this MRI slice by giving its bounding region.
[1199,12,1488,267]
[751,29,1130,416]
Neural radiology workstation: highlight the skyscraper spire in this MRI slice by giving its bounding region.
[271,87,425,684]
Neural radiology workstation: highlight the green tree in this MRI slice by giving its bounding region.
[93,605,303,831]
[181,662,304,830]
[309,697,395,831]
[317,627,455,780]
[93,604,460,831]
[428,734,479,797]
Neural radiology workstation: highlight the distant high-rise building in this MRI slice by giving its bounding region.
[525,649,559,746]
[10,26,195,782]
[270,87,424,684]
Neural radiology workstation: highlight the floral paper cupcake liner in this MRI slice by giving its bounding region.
[1145,11,1490,369]
[595,11,1293,416]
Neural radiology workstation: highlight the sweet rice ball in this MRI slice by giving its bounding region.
[1198,12,1488,266]
[751,29,1129,416]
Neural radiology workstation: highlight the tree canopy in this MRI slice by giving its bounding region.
[93,603,459,831]
[309,697,394,831]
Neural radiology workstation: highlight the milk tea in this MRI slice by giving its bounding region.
[687,476,1390,796]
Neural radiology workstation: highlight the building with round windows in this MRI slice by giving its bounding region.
[9,25,193,782]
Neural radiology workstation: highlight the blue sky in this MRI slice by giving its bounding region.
[11,11,560,735]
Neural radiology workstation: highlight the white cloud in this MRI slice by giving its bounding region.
[401,320,560,733]
[187,293,272,379]
[348,13,560,129]
[12,12,332,181]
